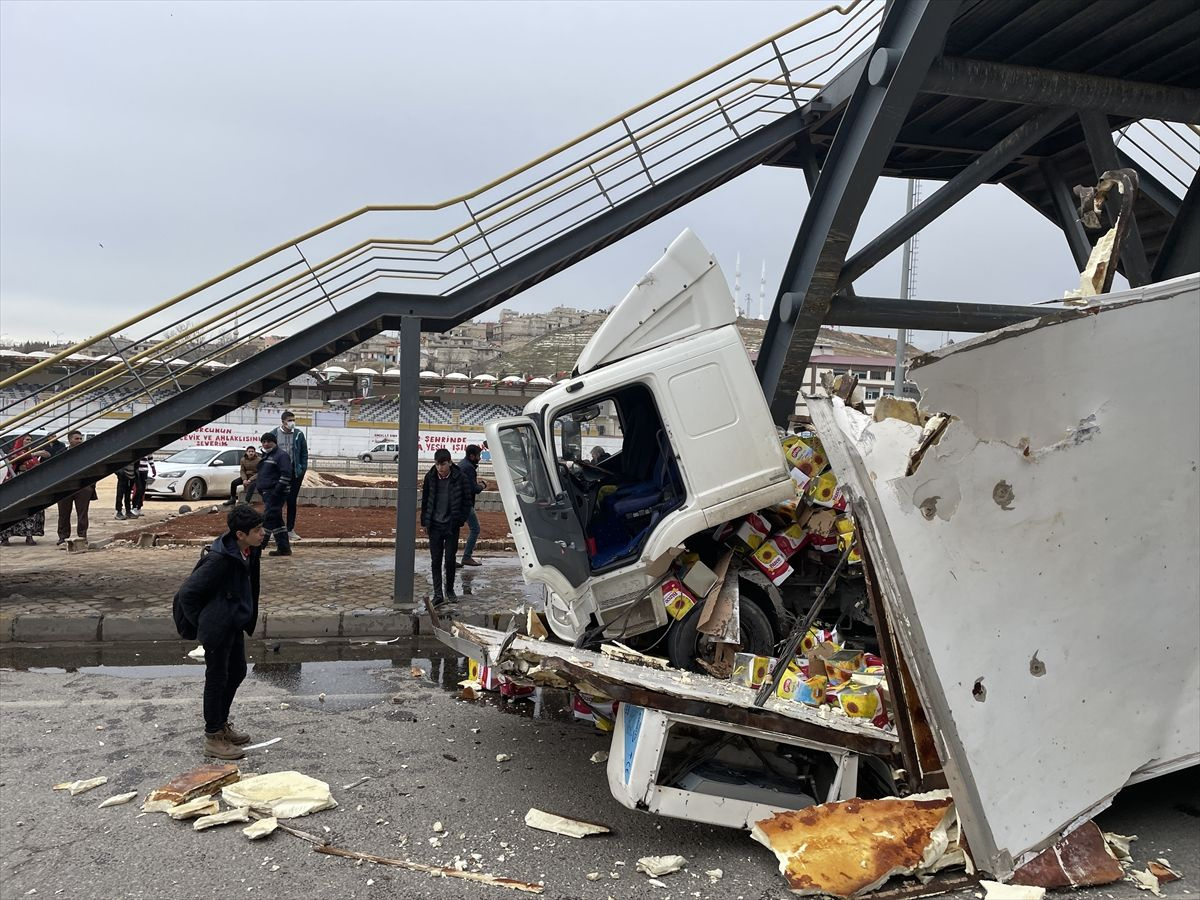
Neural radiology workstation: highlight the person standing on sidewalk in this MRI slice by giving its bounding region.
[256,432,293,557]
[458,444,487,567]
[420,448,472,604]
[131,454,156,517]
[115,460,135,520]
[173,504,264,760]
[56,431,97,546]
[270,410,308,543]
[224,446,259,506]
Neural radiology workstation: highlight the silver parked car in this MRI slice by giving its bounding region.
[146,446,248,502]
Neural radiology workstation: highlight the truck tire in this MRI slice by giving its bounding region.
[666,596,775,671]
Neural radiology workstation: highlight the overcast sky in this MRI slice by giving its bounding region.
[1,0,1119,353]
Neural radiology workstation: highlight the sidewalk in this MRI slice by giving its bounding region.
[0,542,536,644]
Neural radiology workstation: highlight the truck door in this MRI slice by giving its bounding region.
[485,417,590,600]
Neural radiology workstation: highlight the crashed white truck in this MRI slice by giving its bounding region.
[436,229,1199,886]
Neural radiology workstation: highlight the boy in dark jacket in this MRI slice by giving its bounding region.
[256,432,293,557]
[458,444,487,567]
[419,447,473,604]
[175,505,265,760]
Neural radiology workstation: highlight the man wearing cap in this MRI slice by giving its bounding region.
[270,410,308,542]
[256,432,293,557]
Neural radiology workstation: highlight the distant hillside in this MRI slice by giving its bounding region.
[486,316,918,377]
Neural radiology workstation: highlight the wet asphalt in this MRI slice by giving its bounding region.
[0,636,1196,900]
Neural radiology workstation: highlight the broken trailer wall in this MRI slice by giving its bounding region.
[809,275,1200,880]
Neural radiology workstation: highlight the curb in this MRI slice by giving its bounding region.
[115,537,517,551]
[0,609,416,644]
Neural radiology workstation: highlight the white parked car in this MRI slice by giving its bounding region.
[146,446,248,502]
[359,442,399,462]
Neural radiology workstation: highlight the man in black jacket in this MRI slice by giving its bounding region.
[458,444,487,567]
[256,432,293,557]
[175,504,265,760]
[420,447,473,604]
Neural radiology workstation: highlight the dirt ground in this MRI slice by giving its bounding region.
[112,505,512,542]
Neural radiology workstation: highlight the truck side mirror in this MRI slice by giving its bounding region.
[561,418,582,461]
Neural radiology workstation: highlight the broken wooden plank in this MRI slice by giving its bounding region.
[145,763,240,806]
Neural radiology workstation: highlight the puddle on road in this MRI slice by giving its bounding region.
[1,637,577,721]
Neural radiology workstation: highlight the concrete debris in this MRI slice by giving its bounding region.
[589,751,608,764]
[1128,869,1165,896]
[647,878,667,888]
[524,808,611,839]
[980,882,1047,900]
[496,754,512,762]
[1147,861,1181,883]
[751,791,960,897]
[279,703,290,710]
[599,642,670,670]
[314,844,544,894]
[194,806,252,831]
[411,667,428,678]
[872,395,924,427]
[342,777,372,790]
[705,869,724,883]
[1103,832,1137,861]
[433,822,445,833]
[586,873,602,881]
[636,856,688,877]
[318,693,327,702]
[146,764,240,806]
[221,772,338,819]
[53,777,108,796]
[243,817,279,840]
[98,792,138,808]
[167,797,220,820]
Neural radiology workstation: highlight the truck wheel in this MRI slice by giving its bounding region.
[183,477,206,502]
[666,597,775,671]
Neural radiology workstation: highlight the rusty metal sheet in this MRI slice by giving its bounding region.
[751,791,960,897]
[145,763,240,806]
[1010,821,1124,889]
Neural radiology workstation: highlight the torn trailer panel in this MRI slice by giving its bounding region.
[437,621,905,829]
[809,274,1200,880]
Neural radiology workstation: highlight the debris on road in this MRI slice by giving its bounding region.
[221,772,338,819]
[242,737,282,752]
[167,797,221,820]
[1103,832,1136,860]
[410,667,427,678]
[705,868,723,883]
[314,844,544,894]
[145,763,240,806]
[432,821,445,833]
[523,808,611,839]
[342,776,372,790]
[194,806,252,831]
[751,791,961,897]
[98,791,138,808]
[980,880,1046,900]
[496,753,512,763]
[1010,821,1123,888]
[53,776,108,796]
[243,816,278,840]
[1148,860,1181,883]
[589,751,608,764]
[1128,869,1165,896]
[635,856,688,878]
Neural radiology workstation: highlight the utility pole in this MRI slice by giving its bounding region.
[894,179,919,396]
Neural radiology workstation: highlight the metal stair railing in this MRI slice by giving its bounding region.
[0,0,883,461]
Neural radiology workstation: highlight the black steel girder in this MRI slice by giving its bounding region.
[756,0,962,425]
[1116,149,1185,219]
[1153,169,1200,280]
[922,57,1200,123]
[823,295,1080,332]
[1039,158,1093,270]
[392,316,421,603]
[837,106,1075,291]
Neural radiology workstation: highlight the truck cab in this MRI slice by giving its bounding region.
[486,230,793,642]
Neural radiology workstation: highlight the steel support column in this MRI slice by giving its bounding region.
[838,107,1075,290]
[1078,111,1152,287]
[756,0,962,424]
[393,316,421,605]
[923,57,1200,124]
[793,132,856,300]
[1039,158,1092,271]
[1152,171,1200,281]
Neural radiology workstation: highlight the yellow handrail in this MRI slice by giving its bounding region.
[2,0,871,389]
